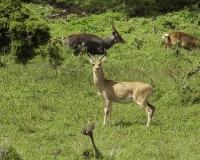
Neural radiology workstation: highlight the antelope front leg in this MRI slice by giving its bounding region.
[103,107,108,126]
[103,102,112,127]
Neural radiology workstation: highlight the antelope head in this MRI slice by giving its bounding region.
[88,53,106,73]
[111,21,126,43]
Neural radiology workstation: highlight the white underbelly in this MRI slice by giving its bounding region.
[115,97,133,103]
[98,91,134,104]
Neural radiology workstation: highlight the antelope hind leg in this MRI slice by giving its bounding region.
[147,102,156,119]
[146,103,156,127]
[136,101,155,127]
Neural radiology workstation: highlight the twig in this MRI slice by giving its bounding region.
[81,123,102,158]
[186,64,200,80]
[110,147,115,160]
[54,148,62,160]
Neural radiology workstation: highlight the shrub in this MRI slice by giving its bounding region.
[0,0,50,63]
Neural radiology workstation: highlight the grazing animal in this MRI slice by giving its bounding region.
[64,22,125,56]
[88,53,156,127]
[162,31,200,52]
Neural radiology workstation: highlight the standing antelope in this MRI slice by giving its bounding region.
[64,22,125,56]
[162,31,200,52]
[88,53,156,127]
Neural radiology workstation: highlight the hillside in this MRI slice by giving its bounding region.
[0,2,200,159]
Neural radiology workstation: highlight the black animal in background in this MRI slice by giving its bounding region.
[64,22,125,56]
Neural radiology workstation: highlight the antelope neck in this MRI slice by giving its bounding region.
[93,68,105,87]
[103,35,115,49]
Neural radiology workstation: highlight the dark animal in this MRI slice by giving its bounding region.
[162,32,200,52]
[64,22,125,56]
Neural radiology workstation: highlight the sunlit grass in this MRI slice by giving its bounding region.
[0,7,200,159]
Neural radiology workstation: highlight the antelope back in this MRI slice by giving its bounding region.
[64,22,125,56]
[64,34,98,45]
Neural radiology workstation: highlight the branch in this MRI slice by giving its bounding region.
[168,70,178,84]
[81,123,103,158]
[186,64,200,80]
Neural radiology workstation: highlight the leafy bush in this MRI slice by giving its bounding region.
[44,40,65,67]
[22,0,199,17]
[0,0,50,63]
[82,0,199,16]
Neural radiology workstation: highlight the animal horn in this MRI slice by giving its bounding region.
[87,53,95,61]
[111,21,119,34]
[99,53,106,61]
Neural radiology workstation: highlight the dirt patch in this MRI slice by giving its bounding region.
[48,2,88,19]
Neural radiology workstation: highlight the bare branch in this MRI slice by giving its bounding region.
[186,64,200,80]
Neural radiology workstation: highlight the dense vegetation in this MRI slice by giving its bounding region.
[0,0,50,64]
[21,0,200,16]
[0,0,200,159]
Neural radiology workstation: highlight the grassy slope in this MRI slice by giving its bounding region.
[0,5,200,160]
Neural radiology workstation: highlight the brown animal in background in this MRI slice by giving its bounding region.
[88,53,156,127]
[162,32,200,52]
[64,22,125,56]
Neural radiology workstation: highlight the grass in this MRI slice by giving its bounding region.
[1,52,200,159]
[0,4,200,160]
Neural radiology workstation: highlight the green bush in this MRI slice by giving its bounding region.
[0,0,50,63]
[34,0,199,17]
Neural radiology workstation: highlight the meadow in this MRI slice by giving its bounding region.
[0,4,200,160]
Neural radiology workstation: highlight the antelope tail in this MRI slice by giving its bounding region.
[162,33,169,39]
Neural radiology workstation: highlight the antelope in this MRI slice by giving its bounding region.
[64,22,125,56]
[162,31,200,52]
[88,53,156,127]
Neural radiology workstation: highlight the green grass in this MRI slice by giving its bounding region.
[0,5,200,160]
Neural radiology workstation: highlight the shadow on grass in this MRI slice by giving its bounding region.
[113,121,136,127]
[113,120,162,127]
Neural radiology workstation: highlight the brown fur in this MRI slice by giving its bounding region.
[162,32,200,52]
[88,54,156,127]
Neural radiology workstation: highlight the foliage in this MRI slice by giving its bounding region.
[21,0,199,17]
[81,0,199,16]
[0,0,50,63]
[43,39,65,68]
[0,3,200,160]
[48,12,127,40]
[154,0,200,12]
